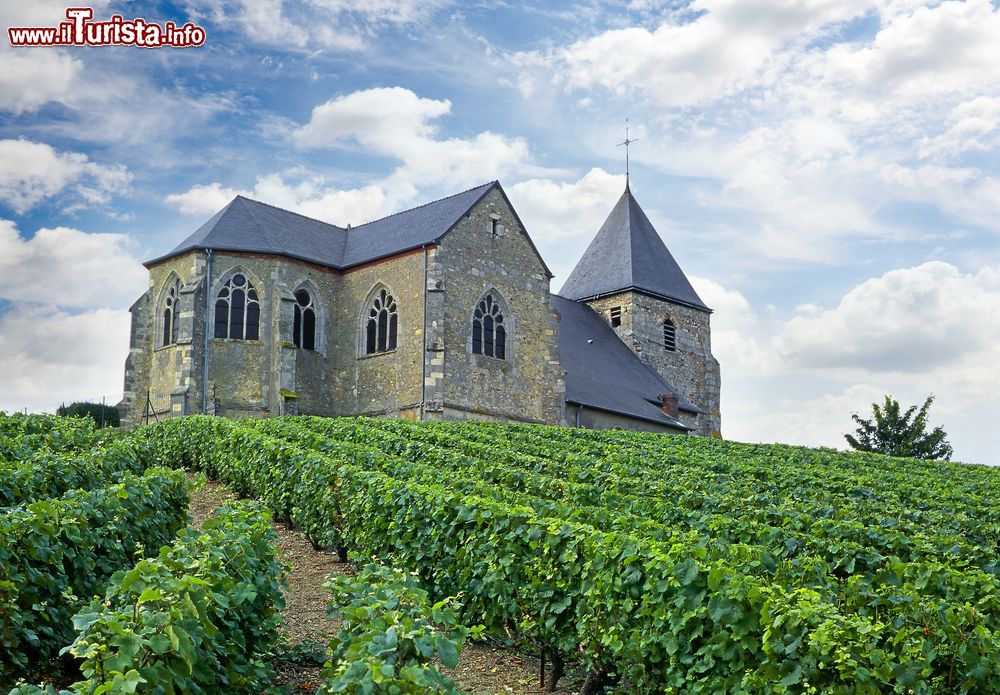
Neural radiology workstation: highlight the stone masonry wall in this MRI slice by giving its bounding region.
[434,187,564,425]
[334,249,426,418]
[203,256,271,418]
[584,291,721,437]
[126,247,428,424]
[122,252,205,425]
[120,290,152,426]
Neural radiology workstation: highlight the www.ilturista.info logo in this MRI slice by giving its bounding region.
[8,7,206,48]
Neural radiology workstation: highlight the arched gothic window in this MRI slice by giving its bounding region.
[472,293,506,359]
[663,317,677,352]
[161,278,180,347]
[365,288,397,354]
[293,288,316,350]
[214,273,260,340]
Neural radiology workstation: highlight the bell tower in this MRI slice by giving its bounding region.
[559,183,721,437]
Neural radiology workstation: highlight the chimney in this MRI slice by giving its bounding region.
[660,393,678,419]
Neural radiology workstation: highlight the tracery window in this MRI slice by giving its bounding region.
[293,289,316,350]
[663,317,677,352]
[365,288,397,354]
[472,292,506,359]
[161,278,180,347]
[214,273,260,340]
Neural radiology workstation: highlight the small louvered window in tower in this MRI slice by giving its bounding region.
[663,318,677,352]
[610,306,622,328]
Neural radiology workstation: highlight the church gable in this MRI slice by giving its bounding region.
[431,186,563,425]
[436,184,551,281]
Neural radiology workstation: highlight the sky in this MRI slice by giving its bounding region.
[0,0,998,464]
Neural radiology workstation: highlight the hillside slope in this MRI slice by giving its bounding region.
[137,416,1000,693]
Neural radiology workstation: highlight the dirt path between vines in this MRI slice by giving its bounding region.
[188,477,577,694]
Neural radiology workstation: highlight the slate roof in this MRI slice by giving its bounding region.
[552,294,698,429]
[558,184,710,312]
[147,182,499,269]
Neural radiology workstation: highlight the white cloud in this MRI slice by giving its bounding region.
[166,173,391,226]
[711,262,1000,464]
[551,0,874,108]
[165,183,246,216]
[690,276,752,317]
[0,139,131,214]
[726,383,888,450]
[818,0,1000,104]
[308,0,447,24]
[294,87,543,191]
[182,0,449,51]
[0,305,131,414]
[0,50,83,115]
[700,123,884,261]
[0,220,147,309]
[54,77,237,151]
[6,77,235,156]
[508,0,1000,264]
[295,87,449,152]
[776,261,1000,372]
[228,0,313,49]
[690,275,780,375]
[508,168,625,242]
[505,168,627,284]
[918,96,1000,159]
[253,173,390,225]
[0,2,241,150]
[726,372,1000,465]
[547,0,1000,113]
[202,0,359,51]
[0,0,110,28]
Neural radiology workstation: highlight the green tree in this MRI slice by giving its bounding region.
[845,394,953,460]
[57,401,120,428]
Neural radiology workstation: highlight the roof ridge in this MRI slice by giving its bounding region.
[235,194,347,231]
[624,187,640,274]
[192,195,240,232]
[148,182,500,270]
[624,186,635,260]
[353,181,495,229]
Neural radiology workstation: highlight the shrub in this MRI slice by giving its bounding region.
[0,468,188,687]
[59,501,285,694]
[56,403,120,429]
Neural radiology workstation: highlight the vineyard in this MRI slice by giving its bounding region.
[3,413,1000,693]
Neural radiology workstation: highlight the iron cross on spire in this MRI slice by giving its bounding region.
[617,118,639,184]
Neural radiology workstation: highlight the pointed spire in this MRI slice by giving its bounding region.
[558,185,710,312]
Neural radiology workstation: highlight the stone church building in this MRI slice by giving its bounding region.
[121,181,721,436]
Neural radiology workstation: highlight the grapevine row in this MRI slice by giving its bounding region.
[136,416,1000,692]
